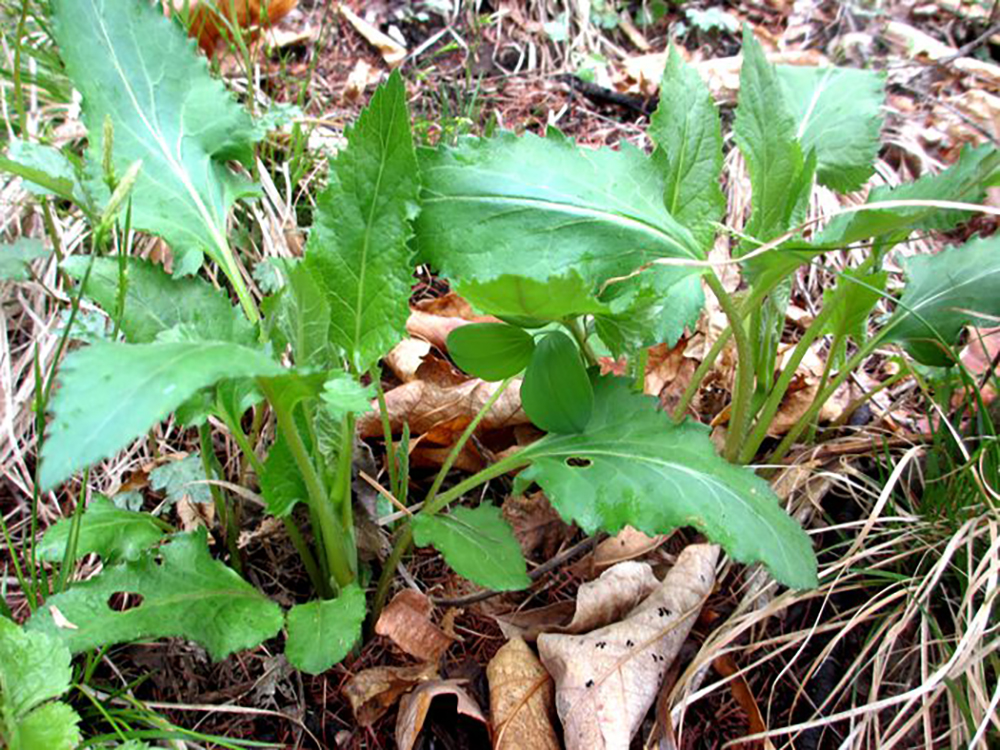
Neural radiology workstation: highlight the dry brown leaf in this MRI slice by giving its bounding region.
[176,497,214,533]
[342,662,439,726]
[357,378,528,439]
[713,654,771,750]
[415,292,489,320]
[502,492,574,562]
[496,561,660,641]
[395,679,489,750]
[344,58,381,101]
[768,343,848,435]
[409,440,484,473]
[384,338,432,382]
[619,49,827,102]
[375,589,455,662]
[487,638,560,750]
[538,545,719,750]
[167,0,297,54]
[339,3,406,68]
[593,527,668,570]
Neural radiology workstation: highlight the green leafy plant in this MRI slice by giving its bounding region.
[7,0,1000,684]
[0,617,81,750]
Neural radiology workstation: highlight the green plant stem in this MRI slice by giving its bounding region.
[223,252,259,324]
[673,328,732,421]
[12,0,29,136]
[805,330,843,443]
[372,378,517,617]
[738,300,838,463]
[424,376,514,510]
[705,274,754,463]
[331,412,357,575]
[371,448,531,624]
[198,423,243,573]
[672,278,782,424]
[56,467,89,594]
[768,334,886,464]
[259,380,354,591]
[831,370,909,428]
[282,517,328,598]
[371,368,399,499]
[226,412,264,478]
[565,317,598,366]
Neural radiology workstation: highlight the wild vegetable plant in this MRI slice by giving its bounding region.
[4,0,999,680]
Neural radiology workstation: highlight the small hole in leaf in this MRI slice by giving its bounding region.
[565,457,592,468]
[107,592,144,612]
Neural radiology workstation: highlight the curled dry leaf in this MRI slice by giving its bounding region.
[167,0,298,54]
[339,3,406,68]
[396,679,489,750]
[502,492,574,562]
[406,293,500,351]
[375,589,455,662]
[384,338,432,382]
[344,58,382,101]
[537,545,719,750]
[593,526,668,570]
[645,341,699,415]
[357,377,528,439]
[496,561,660,642]
[487,638,560,750]
[343,662,439,726]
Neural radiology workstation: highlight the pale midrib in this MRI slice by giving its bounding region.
[90,1,229,260]
[422,194,698,259]
[353,105,394,367]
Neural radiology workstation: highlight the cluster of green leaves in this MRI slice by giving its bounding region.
[5,0,1000,695]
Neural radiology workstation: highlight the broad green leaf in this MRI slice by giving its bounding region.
[285,584,366,674]
[322,372,375,418]
[521,332,594,434]
[13,701,82,750]
[37,495,165,563]
[62,257,254,345]
[149,454,211,507]
[748,146,1000,297]
[822,268,888,367]
[594,266,704,357]
[304,71,419,372]
[776,65,885,192]
[40,341,282,489]
[274,262,330,367]
[260,431,306,518]
[734,29,814,247]
[0,618,81,750]
[259,370,328,416]
[412,505,530,591]
[650,45,725,249]
[447,323,536,381]
[0,239,49,282]
[455,272,610,321]
[51,0,261,275]
[516,376,818,588]
[215,378,264,428]
[0,139,82,203]
[887,236,1000,366]
[415,131,701,317]
[0,618,73,718]
[27,530,284,660]
[815,145,1000,249]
